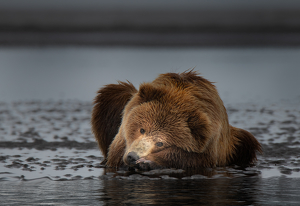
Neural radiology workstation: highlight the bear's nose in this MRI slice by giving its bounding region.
[127,152,139,165]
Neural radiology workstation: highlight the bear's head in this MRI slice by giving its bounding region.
[119,82,221,170]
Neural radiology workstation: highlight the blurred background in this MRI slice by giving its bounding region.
[1,0,300,104]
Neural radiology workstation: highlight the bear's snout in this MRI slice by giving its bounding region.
[126,151,139,166]
[126,152,155,170]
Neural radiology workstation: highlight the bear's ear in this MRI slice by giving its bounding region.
[91,81,137,158]
[230,126,262,166]
[138,83,167,103]
[187,111,212,153]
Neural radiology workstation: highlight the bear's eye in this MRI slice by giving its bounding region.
[156,142,163,147]
[140,128,145,134]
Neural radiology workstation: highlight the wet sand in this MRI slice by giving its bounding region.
[0,100,300,205]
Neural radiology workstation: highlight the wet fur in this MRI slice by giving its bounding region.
[91,71,262,169]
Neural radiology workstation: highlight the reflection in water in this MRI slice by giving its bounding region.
[95,167,259,205]
[1,175,300,205]
[97,177,259,205]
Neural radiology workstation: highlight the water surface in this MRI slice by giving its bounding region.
[1,47,300,205]
[0,47,300,103]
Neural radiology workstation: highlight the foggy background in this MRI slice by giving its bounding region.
[1,0,300,104]
[2,0,300,46]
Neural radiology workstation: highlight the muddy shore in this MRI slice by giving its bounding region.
[0,100,300,181]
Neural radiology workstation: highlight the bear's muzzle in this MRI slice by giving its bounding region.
[125,151,155,170]
[126,151,139,166]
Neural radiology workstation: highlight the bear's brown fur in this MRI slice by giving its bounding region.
[91,71,261,169]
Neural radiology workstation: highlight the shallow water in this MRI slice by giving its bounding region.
[1,177,300,205]
[1,47,300,205]
[1,47,300,103]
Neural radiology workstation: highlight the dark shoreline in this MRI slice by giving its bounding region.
[2,31,300,47]
[2,8,300,47]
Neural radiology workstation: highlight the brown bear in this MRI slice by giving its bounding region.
[91,71,261,169]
